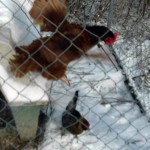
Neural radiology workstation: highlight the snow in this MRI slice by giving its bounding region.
[0,0,40,46]
[114,37,150,117]
[38,47,150,150]
[0,0,48,106]
[0,0,150,150]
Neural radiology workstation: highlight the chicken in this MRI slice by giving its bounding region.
[10,0,117,82]
[62,90,90,135]
[29,0,66,32]
[10,23,117,81]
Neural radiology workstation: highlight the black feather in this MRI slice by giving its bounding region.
[65,90,79,112]
[85,25,115,41]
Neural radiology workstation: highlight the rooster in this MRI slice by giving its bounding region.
[10,0,117,83]
[10,23,117,81]
[62,90,90,135]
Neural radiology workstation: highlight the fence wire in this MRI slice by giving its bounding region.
[0,0,150,149]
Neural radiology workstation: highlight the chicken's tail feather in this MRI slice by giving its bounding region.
[9,46,41,78]
[66,90,79,111]
[29,0,66,31]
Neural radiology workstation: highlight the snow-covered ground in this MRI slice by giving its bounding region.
[37,46,150,150]
[114,36,150,118]
[0,0,48,106]
[109,0,150,118]
[0,0,150,150]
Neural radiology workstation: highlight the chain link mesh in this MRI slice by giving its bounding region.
[0,0,149,149]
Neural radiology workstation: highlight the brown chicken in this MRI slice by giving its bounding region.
[10,0,117,82]
[62,90,90,135]
[29,0,66,32]
[10,23,117,81]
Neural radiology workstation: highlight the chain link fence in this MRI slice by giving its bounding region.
[0,0,150,149]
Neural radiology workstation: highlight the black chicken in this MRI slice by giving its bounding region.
[62,91,90,135]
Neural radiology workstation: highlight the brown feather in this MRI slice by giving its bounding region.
[10,22,99,80]
[11,2,117,81]
[29,0,66,31]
